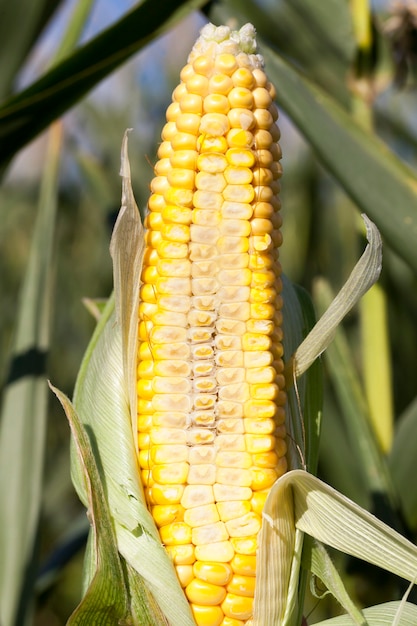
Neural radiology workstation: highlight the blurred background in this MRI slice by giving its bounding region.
[1,0,417,623]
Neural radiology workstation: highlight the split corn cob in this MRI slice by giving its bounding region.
[137,23,286,626]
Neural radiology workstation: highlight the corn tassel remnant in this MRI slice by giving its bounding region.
[137,23,286,626]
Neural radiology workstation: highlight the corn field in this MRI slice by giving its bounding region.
[1,1,417,625]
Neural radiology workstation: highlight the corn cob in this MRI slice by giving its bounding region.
[137,23,286,626]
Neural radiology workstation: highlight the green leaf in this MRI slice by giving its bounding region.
[258,45,417,275]
[310,601,417,626]
[0,123,62,626]
[0,0,207,168]
[49,385,131,626]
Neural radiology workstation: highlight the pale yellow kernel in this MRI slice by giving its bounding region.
[191,278,218,297]
[191,604,224,626]
[192,344,214,360]
[221,202,253,221]
[192,521,228,546]
[156,258,190,279]
[156,241,187,260]
[214,484,252,502]
[244,433,276,454]
[218,302,250,321]
[154,359,191,379]
[182,485,214,509]
[216,419,244,435]
[224,183,255,204]
[166,101,181,121]
[154,157,171,177]
[224,166,253,185]
[219,219,251,238]
[180,64,194,83]
[187,464,216,485]
[152,503,184,526]
[204,93,230,114]
[253,129,273,149]
[215,350,244,367]
[193,378,217,394]
[193,393,216,410]
[228,87,254,109]
[216,467,252,487]
[188,308,216,325]
[244,417,276,436]
[230,554,256,577]
[216,501,252,523]
[244,400,276,421]
[160,223,190,243]
[242,333,271,352]
[196,171,226,192]
[150,426,188,445]
[217,401,244,418]
[184,503,220,528]
[253,108,274,130]
[193,189,223,210]
[171,132,198,151]
[251,467,278,490]
[252,68,267,87]
[189,445,216,465]
[216,316,245,334]
[197,152,228,173]
[176,564,194,588]
[250,382,279,401]
[152,342,190,361]
[215,53,239,75]
[158,294,190,313]
[194,561,233,586]
[164,186,194,208]
[166,544,195,565]
[227,108,255,130]
[190,225,219,246]
[227,128,254,149]
[198,135,229,153]
[209,73,234,95]
[152,462,189,485]
[186,74,209,97]
[230,536,257,557]
[191,408,215,424]
[193,55,214,76]
[159,522,192,546]
[232,67,255,89]
[175,112,201,135]
[148,483,184,505]
[186,578,227,606]
[216,450,251,469]
[199,113,230,137]
[218,268,251,287]
[151,443,188,463]
[222,593,253,620]
[180,93,203,114]
[245,364,276,384]
[195,540,235,563]
[253,86,272,108]
[227,574,256,598]
[148,193,166,212]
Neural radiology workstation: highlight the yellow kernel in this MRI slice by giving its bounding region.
[154,158,171,177]
[251,467,278,490]
[191,604,224,626]
[200,113,230,137]
[227,574,256,597]
[198,135,228,153]
[204,93,230,114]
[180,93,203,114]
[250,490,268,515]
[227,128,253,149]
[215,53,238,75]
[171,132,198,151]
[160,223,190,243]
[176,113,201,135]
[231,554,256,577]
[193,55,214,76]
[222,617,245,626]
[230,537,257,557]
[244,418,276,436]
[226,148,256,168]
[231,67,255,89]
[137,378,153,399]
[223,184,255,204]
[187,74,209,96]
[184,503,219,527]
[217,501,251,523]
[221,593,253,620]
[253,87,272,108]
[170,149,197,170]
[253,108,274,130]
[161,205,192,225]
[197,152,228,173]
[244,433,276,454]
[148,483,184,505]
[152,503,184,526]
[186,578,227,606]
[194,561,233,586]
[228,87,254,109]
[253,129,273,149]
[176,564,194,588]
[209,73,234,95]
[148,193,166,212]
[166,544,195,565]
[180,63,194,83]
[162,121,177,141]
[253,167,273,186]
[159,521,192,545]
[166,101,181,121]
[138,449,151,469]
[228,108,255,130]
[157,140,173,159]
[152,462,189,485]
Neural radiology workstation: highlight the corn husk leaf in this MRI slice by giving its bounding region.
[69,138,194,625]
[50,384,131,625]
[310,601,417,626]
[256,470,417,626]
[292,215,382,378]
[0,123,61,626]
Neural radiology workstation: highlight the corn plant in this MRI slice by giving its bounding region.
[1,1,417,625]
